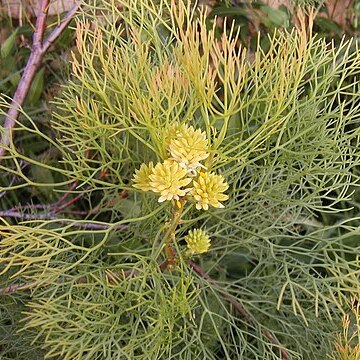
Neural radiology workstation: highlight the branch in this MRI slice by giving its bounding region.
[52,165,109,213]
[42,2,80,53]
[33,0,50,48]
[0,282,37,295]
[189,261,292,360]
[0,210,127,230]
[0,1,80,159]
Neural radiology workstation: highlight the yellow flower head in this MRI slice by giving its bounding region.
[191,172,229,210]
[185,229,211,254]
[132,162,154,191]
[167,123,209,170]
[149,160,192,202]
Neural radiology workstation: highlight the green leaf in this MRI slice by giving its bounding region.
[9,71,21,87]
[115,198,141,219]
[30,165,55,199]
[260,5,289,28]
[27,67,45,105]
[1,29,18,59]
[207,6,249,19]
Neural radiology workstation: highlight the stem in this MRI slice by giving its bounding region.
[163,199,185,265]
[0,210,128,230]
[0,1,80,159]
[330,0,339,20]
[0,281,39,294]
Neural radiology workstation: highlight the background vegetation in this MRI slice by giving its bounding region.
[0,0,359,359]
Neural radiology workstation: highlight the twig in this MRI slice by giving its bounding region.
[53,192,85,213]
[0,160,28,199]
[0,210,127,230]
[11,203,51,211]
[189,261,292,360]
[52,179,79,208]
[0,175,16,199]
[0,282,38,295]
[0,0,80,159]
[52,167,108,213]
[330,0,339,20]
[51,150,90,209]
[4,161,108,216]
[189,261,254,322]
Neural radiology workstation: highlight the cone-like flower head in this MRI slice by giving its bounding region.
[191,172,229,210]
[133,122,229,211]
[168,123,209,170]
[149,160,192,202]
[185,229,211,254]
[132,162,154,191]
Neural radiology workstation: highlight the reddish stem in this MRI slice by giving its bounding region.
[0,1,80,159]
[54,179,79,207]
[53,192,84,213]
[53,165,108,213]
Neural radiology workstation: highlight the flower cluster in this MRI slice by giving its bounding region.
[185,229,211,254]
[132,122,229,210]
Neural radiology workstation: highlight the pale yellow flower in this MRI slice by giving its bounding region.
[191,172,229,210]
[185,229,211,254]
[167,123,209,170]
[149,160,192,202]
[132,162,154,191]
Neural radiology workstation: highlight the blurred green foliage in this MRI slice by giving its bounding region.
[207,0,359,50]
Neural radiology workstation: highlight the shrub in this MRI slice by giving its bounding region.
[0,0,359,358]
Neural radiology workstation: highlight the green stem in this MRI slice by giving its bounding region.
[163,199,185,266]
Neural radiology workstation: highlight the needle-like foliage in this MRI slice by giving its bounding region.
[0,0,360,359]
